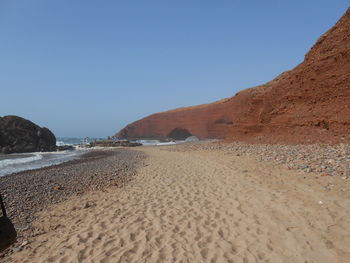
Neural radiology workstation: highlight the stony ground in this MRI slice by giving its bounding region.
[2,141,350,261]
[9,146,350,263]
[165,141,350,178]
[0,149,145,244]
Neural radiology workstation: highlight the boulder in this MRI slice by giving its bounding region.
[0,115,56,154]
[185,136,200,142]
[57,145,75,151]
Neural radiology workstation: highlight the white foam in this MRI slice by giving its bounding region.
[0,153,43,168]
[156,141,177,146]
[0,149,88,177]
[137,139,187,146]
[137,140,161,146]
[56,141,67,146]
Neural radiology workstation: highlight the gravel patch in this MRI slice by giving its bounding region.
[164,142,350,178]
[0,148,145,241]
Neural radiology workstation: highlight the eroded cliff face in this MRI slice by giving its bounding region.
[116,8,350,144]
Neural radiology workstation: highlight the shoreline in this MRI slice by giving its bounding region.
[2,141,350,262]
[0,148,145,255]
[7,144,350,262]
[0,149,89,177]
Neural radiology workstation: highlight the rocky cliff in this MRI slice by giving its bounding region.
[116,8,350,144]
[0,116,56,153]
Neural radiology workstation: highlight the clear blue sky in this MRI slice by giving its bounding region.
[1,1,349,137]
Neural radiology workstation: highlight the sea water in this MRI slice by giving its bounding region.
[56,137,94,146]
[0,137,91,177]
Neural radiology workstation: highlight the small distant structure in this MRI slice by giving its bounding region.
[82,137,90,145]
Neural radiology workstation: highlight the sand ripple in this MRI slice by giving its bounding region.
[9,147,350,262]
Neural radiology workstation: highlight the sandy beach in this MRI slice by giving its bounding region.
[0,149,144,244]
[6,145,350,263]
[1,2,349,263]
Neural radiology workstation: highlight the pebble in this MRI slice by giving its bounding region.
[0,149,145,241]
[166,141,350,178]
[11,247,21,253]
[21,241,28,247]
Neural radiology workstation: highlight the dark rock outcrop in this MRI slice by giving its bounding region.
[0,116,56,153]
[56,145,75,151]
[116,8,350,144]
[89,140,142,147]
[167,128,192,140]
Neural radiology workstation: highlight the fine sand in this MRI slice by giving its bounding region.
[9,147,350,262]
[0,149,144,239]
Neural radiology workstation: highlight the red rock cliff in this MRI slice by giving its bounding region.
[116,9,350,144]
